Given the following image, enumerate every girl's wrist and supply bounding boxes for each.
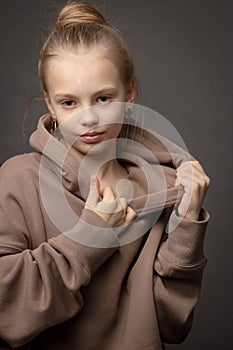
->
[176,205,201,222]
[183,211,200,221]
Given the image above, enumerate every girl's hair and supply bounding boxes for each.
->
[38,1,136,93]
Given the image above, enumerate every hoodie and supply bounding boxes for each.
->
[0,114,209,349]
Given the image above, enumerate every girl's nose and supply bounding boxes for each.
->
[79,108,99,127]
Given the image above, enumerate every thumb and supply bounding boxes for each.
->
[86,175,100,207]
[125,206,137,222]
[102,186,116,203]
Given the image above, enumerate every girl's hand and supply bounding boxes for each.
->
[175,160,210,221]
[85,176,137,228]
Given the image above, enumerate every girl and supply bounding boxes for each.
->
[0,2,210,349]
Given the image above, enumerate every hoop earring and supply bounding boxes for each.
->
[50,116,57,134]
[122,108,132,151]
[124,106,144,142]
[124,108,132,134]
[124,108,132,120]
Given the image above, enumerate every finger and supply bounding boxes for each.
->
[115,206,136,228]
[95,176,101,195]
[178,164,203,178]
[175,175,193,191]
[174,176,180,187]
[102,186,115,203]
[190,160,206,173]
[86,175,100,207]
[125,206,137,223]
[178,160,207,177]
[177,162,194,176]
[177,167,206,186]
[177,170,208,188]
[118,197,128,210]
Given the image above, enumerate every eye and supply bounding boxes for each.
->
[96,95,111,104]
[61,100,76,108]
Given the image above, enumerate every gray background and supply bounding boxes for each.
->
[0,0,232,349]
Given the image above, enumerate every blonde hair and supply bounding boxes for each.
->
[38,2,136,93]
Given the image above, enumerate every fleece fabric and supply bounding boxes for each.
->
[0,114,209,349]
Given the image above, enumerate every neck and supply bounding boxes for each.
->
[69,140,128,189]
[69,139,123,174]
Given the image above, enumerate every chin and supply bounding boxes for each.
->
[72,139,115,158]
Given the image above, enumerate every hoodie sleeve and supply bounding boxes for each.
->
[0,157,118,348]
[153,209,209,343]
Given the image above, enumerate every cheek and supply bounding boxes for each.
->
[53,108,74,127]
[100,102,125,125]
[57,114,81,145]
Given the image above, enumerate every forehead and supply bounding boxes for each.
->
[45,49,123,94]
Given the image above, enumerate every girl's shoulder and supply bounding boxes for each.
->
[0,152,41,187]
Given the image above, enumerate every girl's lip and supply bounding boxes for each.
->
[80,132,105,143]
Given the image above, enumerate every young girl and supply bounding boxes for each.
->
[0,2,210,349]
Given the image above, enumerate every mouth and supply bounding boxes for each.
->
[80,131,105,143]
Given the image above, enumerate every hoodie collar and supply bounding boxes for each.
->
[30,114,188,213]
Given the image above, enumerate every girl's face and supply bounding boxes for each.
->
[44,49,135,160]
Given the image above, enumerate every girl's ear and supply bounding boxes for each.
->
[126,80,136,103]
[44,91,55,116]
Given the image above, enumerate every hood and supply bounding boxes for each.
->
[30,114,192,218]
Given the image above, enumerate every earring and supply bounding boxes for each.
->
[124,108,132,120]
[121,108,132,151]
[50,115,57,134]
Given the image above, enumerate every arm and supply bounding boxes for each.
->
[154,209,209,343]
[154,157,210,343]
[0,204,117,348]
[0,160,135,348]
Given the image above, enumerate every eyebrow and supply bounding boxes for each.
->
[54,93,77,100]
[54,86,118,99]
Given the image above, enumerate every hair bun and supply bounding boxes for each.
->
[56,2,107,30]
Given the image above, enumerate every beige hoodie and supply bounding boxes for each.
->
[0,114,209,349]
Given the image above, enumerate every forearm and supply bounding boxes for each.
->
[154,209,209,343]
[0,209,117,347]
